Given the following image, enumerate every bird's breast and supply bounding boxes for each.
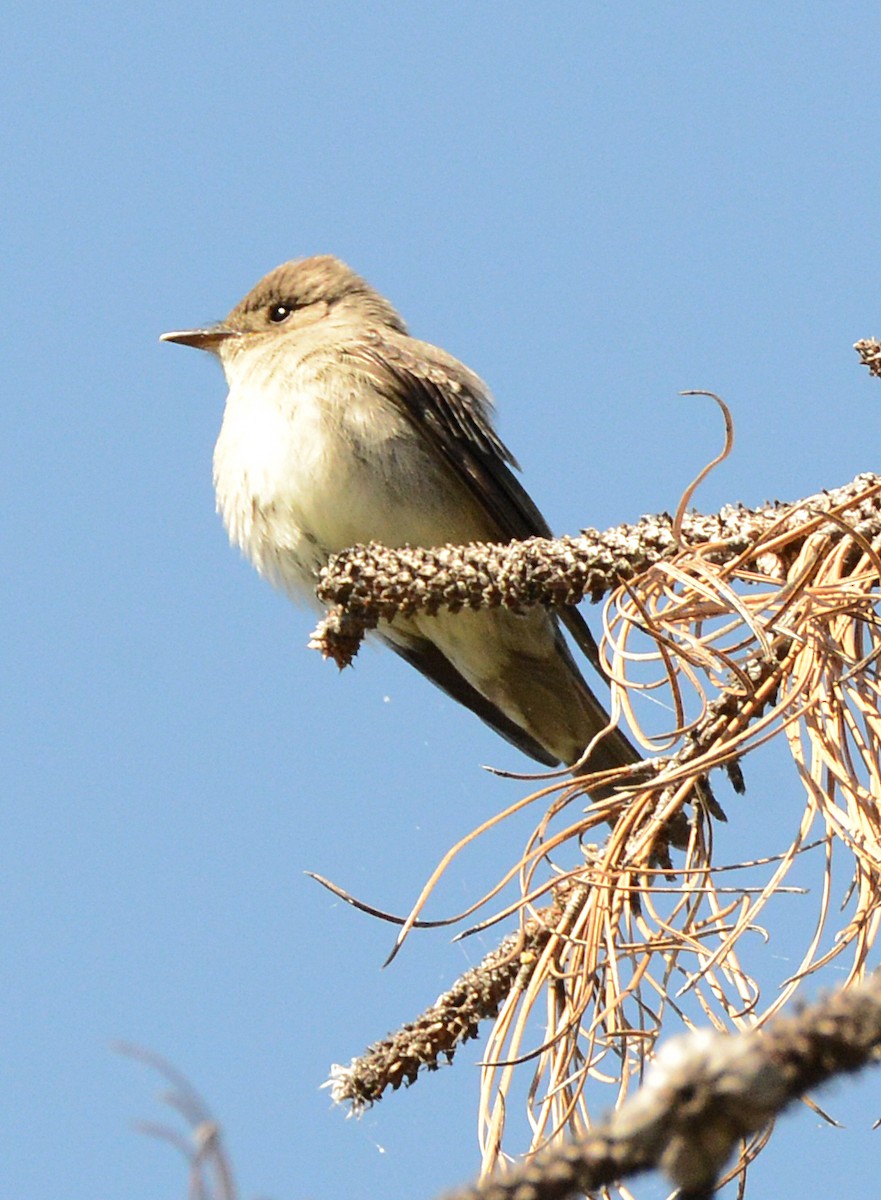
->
[212,360,489,605]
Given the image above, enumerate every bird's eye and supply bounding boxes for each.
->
[268,302,294,323]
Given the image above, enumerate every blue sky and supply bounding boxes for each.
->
[3,5,881,1198]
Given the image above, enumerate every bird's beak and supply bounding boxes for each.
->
[160,325,240,352]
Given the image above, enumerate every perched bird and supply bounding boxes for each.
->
[162,256,638,773]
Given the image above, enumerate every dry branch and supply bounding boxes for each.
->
[327,910,556,1109]
[439,971,881,1200]
[855,337,881,379]
[118,1044,238,1200]
[316,460,881,1187]
[311,472,881,664]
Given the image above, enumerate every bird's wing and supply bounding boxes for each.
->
[351,332,546,536]
[349,330,604,673]
[387,631,560,766]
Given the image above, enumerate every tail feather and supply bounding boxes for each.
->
[381,605,641,782]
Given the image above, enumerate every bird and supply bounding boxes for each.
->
[161,255,639,774]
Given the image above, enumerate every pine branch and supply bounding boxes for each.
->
[439,972,881,1200]
[311,472,881,665]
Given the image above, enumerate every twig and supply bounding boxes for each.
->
[326,912,556,1110]
[311,473,881,665]
[439,971,881,1200]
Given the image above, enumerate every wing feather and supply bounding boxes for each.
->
[350,331,604,673]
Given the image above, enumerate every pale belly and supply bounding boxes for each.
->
[212,373,492,604]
